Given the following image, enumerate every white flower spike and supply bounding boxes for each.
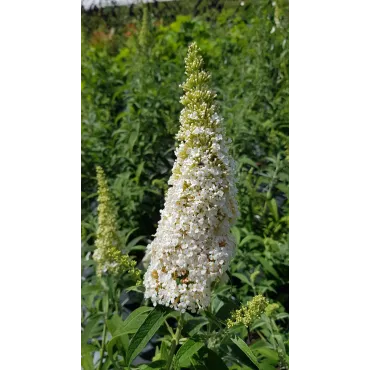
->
[144,43,239,313]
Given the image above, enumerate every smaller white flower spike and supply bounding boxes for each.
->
[144,43,239,313]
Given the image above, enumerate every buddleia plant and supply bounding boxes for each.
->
[144,43,239,313]
[93,166,141,283]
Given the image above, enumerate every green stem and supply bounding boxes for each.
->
[97,316,107,370]
[263,154,281,214]
[165,319,175,338]
[247,327,251,345]
[98,281,109,370]
[166,313,184,370]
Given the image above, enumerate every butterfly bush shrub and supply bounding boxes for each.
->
[81,2,289,369]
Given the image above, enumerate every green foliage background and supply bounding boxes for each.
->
[81,1,289,368]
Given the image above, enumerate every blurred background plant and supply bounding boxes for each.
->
[81,0,289,368]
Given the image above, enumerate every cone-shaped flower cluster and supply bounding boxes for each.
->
[93,166,141,283]
[226,295,269,328]
[144,43,239,313]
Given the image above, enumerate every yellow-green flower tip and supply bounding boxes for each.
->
[93,166,141,283]
[227,295,269,328]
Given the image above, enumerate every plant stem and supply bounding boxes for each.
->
[247,327,251,345]
[166,313,184,370]
[98,282,109,370]
[97,316,107,370]
[263,154,281,214]
[107,275,119,314]
[165,319,175,337]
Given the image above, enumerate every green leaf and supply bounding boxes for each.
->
[138,360,167,369]
[258,257,280,280]
[123,228,139,245]
[211,295,225,314]
[275,183,289,195]
[111,306,153,337]
[106,314,129,362]
[128,127,140,152]
[126,306,167,366]
[125,285,145,293]
[183,317,208,337]
[81,344,98,355]
[165,310,182,320]
[81,314,102,344]
[275,312,289,320]
[258,361,276,370]
[134,161,145,184]
[102,358,112,370]
[128,245,147,252]
[232,273,250,284]
[239,156,258,169]
[173,339,204,369]
[268,199,279,221]
[231,227,241,245]
[107,314,123,334]
[127,235,146,249]
[106,306,153,363]
[81,284,101,295]
[240,234,264,248]
[255,347,279,364]
[81,353,94,370]
[160,340,169,361]
[231,337,260,370]
[107,333,128,363]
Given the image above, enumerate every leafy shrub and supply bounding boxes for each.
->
[81,1,289,369]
